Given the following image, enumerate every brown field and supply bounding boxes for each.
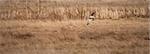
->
[0,18,149,54]
[0,0,149,20]
[0,0,149,54]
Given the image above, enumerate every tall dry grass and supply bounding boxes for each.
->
[0,0,149,20]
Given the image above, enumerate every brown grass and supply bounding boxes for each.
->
[0,0,149,54]
[0,18,149,54]
[0,0,149,20]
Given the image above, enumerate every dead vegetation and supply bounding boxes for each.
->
[0,0,149,20]
[0,0,149,54]
[3,6,149,20]
[0,19,149,54]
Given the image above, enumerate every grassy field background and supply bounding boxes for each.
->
[0,0,149,20]
[0,18,149,54]
[0,0,149,54]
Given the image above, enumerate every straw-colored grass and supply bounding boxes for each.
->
[0,0,149,54]
[0,18,149,54]
[0,0,149,20]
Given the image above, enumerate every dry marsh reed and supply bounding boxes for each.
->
[0,0,148,20]
[0,6,148,20]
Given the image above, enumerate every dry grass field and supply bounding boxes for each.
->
[0,18,149,54]
[0,0,149,54]
[0,0,149,20]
